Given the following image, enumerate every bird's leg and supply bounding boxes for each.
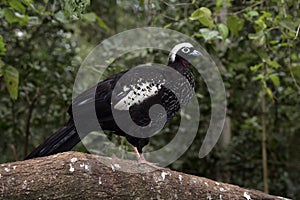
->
[132,146,142,160]
[131,146,162,170]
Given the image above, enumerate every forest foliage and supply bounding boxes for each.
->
[0,0,299,199]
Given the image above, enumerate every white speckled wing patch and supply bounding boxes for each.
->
[113,81,162,110]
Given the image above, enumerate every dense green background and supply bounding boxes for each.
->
[0,0,299,198]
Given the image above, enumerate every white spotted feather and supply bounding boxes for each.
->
[113,82,162,110]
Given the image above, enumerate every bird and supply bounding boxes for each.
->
[25,42,202,163]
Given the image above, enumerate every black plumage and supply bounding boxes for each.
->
[26,43,201,161]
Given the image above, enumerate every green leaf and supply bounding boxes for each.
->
[82,12,97,22]
[257,50,269,62]
[4,65,19,100]
[163,23,173,29]
[269,74,280,87]
[96,16,109,30]
[244,10,259,20]
[291,65,300,80]
[0,35,6,56]
[267,60,280,69]
[0,60,4,77]
[3,8,18,23]
[190,9,201,20]
[54,11,67,23]
[216,0,223,10]
[279,19,299,33]
[3,8,28,25]
[266,87,274,102]
[248,32,261,40]
[194,33,202,38]
[9,0,26,14]
[259,11,272,20]
[256,34,266,46]
[248,30,265,46]
[82,12,109,30]
[21,0,41,14]
[254,19,267,31]
[217,23,229,39]
[267,69,275,74]
[227,15,244,36]
[250,63,263,72]
[138,0,145,11]
[60,0,90,20]
[254,74,265,81]
[248,10,259,17]
[190,7,214,28]
[199,28,219,41]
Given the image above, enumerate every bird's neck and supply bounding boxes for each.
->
[167,58,195,88]
[168,58,190,72]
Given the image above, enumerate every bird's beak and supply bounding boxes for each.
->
[189,50,202,56]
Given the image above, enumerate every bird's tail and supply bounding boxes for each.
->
[25,118,80,160]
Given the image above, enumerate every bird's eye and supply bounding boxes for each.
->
[181,47,190,53]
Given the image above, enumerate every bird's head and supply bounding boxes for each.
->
[168,42,202,67]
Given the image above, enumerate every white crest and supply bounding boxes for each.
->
[169,42,194,62]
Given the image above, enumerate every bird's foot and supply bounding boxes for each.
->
[131,146,162,170]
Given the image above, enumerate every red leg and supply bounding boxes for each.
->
[132,146,141,160]
[131,145,162,170]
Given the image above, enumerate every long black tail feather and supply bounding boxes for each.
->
[25,118,80,160]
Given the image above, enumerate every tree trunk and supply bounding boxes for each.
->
[0,152,289,200]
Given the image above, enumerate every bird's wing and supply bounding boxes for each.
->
[112,81,163,110]
[71,65,192,114]
[111,67,169,111]
[70,70,128,117]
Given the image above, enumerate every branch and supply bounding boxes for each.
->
[23,87,40,159]
[0,152,290,200]
[295,24,300,40]
[9,144,18,161]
